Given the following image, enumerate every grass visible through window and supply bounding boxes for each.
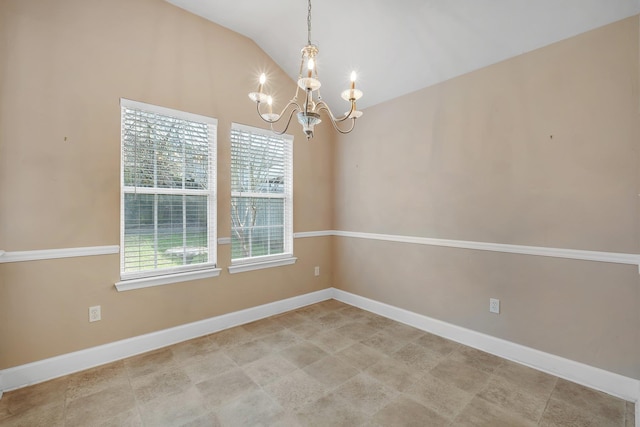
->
[123,231,208,271]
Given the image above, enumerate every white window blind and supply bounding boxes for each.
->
[230,123,293,263]
[120,99,217,280]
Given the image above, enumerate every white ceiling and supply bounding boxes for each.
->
[166,0,640,110]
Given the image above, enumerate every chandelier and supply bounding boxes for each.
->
[248,0,363,140]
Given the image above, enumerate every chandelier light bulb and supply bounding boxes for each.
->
[249,73,269,103]
[350,71,357,89]
[307,58,315,78]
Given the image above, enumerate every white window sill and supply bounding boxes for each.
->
[228,257,297,274]
[115,268,221,292]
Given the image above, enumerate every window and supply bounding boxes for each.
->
[118,99,219,289]
[229,123,295,273]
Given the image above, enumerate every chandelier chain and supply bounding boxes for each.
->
[307,0,312,45]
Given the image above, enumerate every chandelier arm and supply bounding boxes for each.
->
[316,100,356,123]
[328,115,357,135]
[269,107,300,135]
[317,105,357,134]
[255,100,301,135]
[256,100,302,124]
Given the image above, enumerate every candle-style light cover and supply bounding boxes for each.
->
[259,73,266,92]
[307,58,314,78]
[249,73,269,103]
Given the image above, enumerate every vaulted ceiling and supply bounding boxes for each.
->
[166,0,640,110]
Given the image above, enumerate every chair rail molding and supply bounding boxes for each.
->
[331,230,640,271]
[1,231,638,272]
[0,246,119,263]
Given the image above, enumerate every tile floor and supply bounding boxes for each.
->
[0,299,636,426]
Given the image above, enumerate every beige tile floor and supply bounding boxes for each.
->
[0,299,636,426]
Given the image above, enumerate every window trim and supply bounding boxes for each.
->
[229,123,294,271]
[115,267,222,292]
[227,257,297,274]
[231,252,295,266]
[119,98,218,286]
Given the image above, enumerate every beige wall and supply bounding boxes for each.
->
[333,16,640,379]
[1,0,638,382]
[0,0,334,368]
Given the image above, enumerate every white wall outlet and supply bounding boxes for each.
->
[314,266,320,276]
[489,298,500,314]
[89,305,101,322]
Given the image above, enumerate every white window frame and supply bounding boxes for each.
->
[228,123,296,274]
[116,99,220,291]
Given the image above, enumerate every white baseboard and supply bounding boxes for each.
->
[2,286,638,418]
[0,288,332,394]
[333,288,640,405]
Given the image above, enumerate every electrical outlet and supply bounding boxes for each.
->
[489,298,500,314]
[314,266,320,276]
[89,305,101,322]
